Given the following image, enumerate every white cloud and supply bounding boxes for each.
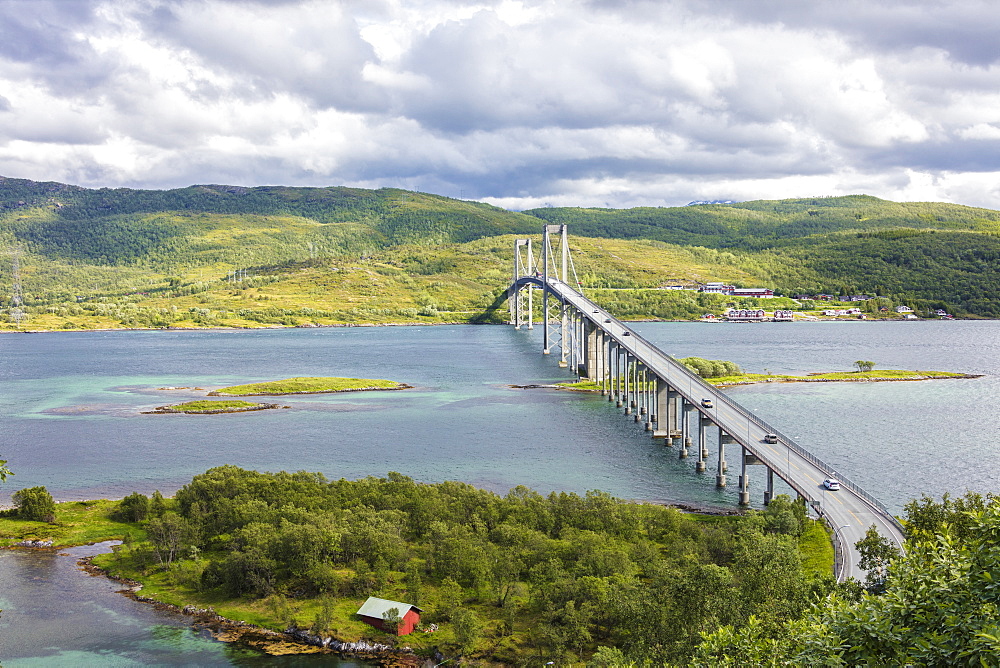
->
[0,0,999,210]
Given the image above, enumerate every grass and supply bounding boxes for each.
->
[0,499,143,547]
[803,369,967,380]
[90,553,458,652]
[557,369,968,392]
[155,400,267,412]
[210,376,405,396]
[800,519,836,579]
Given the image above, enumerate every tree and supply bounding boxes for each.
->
[117,492,150,522]
[856,524,901,594]
[12,486,56,522]
[150,490,166,517]
[451,607,483,653]
[381,607,402,635]
[404,559,423,606]
[695,493,1000,666]
[854,360,875,372]
[0,459,11,482]
[147,511,194,565]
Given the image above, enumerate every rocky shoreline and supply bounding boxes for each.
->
[78,556,426,665]
[142,403,289,414]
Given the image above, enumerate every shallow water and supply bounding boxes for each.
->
[0,542,361,666]
[1,320,997,664]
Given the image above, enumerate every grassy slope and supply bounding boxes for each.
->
[0,499,143,547]
[3,181,1000,328]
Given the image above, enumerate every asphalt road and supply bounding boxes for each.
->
[524,277,906,581]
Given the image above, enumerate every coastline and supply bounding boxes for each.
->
[519,371,981,393]
[0,315,971,335]
[75,553,422,664]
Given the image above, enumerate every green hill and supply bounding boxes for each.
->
[1,177,999,329]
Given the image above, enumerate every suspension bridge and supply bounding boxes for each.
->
[508,224,905,582]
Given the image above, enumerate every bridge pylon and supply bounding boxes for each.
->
[510,239,537,329]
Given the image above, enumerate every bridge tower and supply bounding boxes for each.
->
[510,239,536,329]
[510,225,576,362]
[541,224,569,361]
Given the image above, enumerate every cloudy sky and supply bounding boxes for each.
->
[2,0,1000,210]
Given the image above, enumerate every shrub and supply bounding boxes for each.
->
[13,486,56,522]
[117,492,150,522]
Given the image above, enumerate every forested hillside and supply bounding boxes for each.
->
[2,177,1000,328]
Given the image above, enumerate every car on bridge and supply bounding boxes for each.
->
[823,478,841,491]
[701,398,713,408]
[763,433,778,443]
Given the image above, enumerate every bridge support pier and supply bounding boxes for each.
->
[653,378,670,440]
[739,447,751,506]
[681,401,693,452]
[614,346,623,407]
[764,468,775,505]
[633,365,643,422]
[693,414,710,464]
[645,374,654,431]
[668,389,681,445]
[718,433,735,488]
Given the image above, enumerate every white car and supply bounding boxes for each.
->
[823,478,841,491]
[701,398,713,408]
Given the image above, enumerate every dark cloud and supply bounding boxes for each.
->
[860,137,1000,173]
[683,0,1000,66]
[0,0,116,94]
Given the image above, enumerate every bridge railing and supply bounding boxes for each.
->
[524,276,904,533]
[620,322,904,532]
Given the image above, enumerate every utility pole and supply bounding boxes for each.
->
[9,246,26,326]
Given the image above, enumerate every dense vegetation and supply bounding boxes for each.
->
[3,469,994,665]
[94,466,831,664]
[696,492,1000,666]
[678,356,741,378]
[2,178,999,328]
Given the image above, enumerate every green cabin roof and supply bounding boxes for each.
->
[356,596,422,619]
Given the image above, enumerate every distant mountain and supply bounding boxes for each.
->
[2,178,1000,325]
[686,199,738,206]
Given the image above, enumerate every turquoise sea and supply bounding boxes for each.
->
[1,320,996,664]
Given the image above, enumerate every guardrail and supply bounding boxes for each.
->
[541,278,904,534]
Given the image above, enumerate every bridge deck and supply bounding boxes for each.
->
[520,276,905,581]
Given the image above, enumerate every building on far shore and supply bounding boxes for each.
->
[725,308,766,322]
[700,283,774,298]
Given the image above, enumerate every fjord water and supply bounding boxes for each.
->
[2,321,995,509]
[0,320,996,664]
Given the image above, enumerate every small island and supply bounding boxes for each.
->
[207,376,410,396]
[710,368,977,386]
[552,357,978,392]
[145,400,287,414]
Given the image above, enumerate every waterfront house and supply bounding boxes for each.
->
[356,596,423,636]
